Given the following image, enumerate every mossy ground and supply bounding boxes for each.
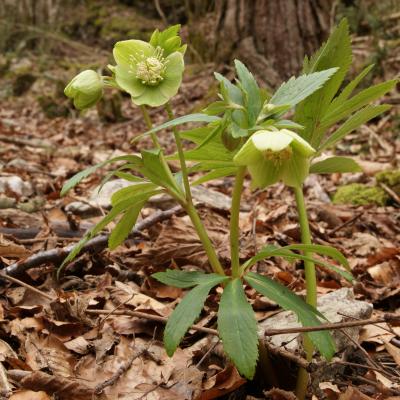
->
[333,183,389,206]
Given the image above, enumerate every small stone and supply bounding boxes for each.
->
[259,288,373,353]
[89,179,134,209]
[0,176,33,197]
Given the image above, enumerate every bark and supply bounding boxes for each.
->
[189,0,333,88]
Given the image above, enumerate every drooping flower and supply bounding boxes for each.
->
[64,70,103,110]
[113,39,184,107]
[233,129,316,188]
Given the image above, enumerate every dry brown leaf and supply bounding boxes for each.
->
[19,371,94,400]
[264,388,298,400]
[367,262,400,286]
[338,386,374,399]
[384,340,400,367]
[64,336,90,355]
[0,235,31,258]
[9,390,51,400]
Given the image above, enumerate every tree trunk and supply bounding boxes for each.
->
[188,0,333,88]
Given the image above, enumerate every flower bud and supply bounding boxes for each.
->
[64,70,103,110]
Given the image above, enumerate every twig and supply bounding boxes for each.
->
[0,273,53,301]
[3,205,183,276]
[94,340,154,394]
[329,212,363,236]
[379,182,400,205]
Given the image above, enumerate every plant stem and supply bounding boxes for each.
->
[140,105,160,148]
[164,102,225,276]
[293,185,316,400]
[230,166,246,277]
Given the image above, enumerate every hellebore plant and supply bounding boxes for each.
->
[61,20,396,398]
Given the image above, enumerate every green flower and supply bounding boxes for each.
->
[234,129,316,188]
[113,39,184,107]
[64,70,103,110]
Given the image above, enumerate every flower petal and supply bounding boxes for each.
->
[132,86,169,107]
[248,159,282,189]
[280,129,315,157]
[281,152,310,187]
[252,130,293,152]
[114,65,146,97]
[233,135,264,166]
[165,52,184,80]
[113,40,154,68]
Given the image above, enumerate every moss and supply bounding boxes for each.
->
[376,169,400,196]
[333,183,389,206]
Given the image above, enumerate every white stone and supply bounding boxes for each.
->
[0,176,33,197]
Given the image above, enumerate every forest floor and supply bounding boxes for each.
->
[0,41,399,399]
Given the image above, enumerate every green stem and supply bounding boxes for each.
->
[294,185,316,400]
[140,105,160,148]
[230,166,246,277]
[164,102,225,276]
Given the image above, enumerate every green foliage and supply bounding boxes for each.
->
[310,157,362,174]
[376,169,400,196]
[333,183,389,206]
[218,279,259,379]
[244,272,336,360]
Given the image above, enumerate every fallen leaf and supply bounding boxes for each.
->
[0,235,31,258]
[9,390,51,400]
[384,340,400,367]
[338,386,374,399]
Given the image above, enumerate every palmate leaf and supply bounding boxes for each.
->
[319,104,392,152]
[270,68,338,108]
[234,59,262,126]
[152,269,228,288]
[310,156,362,174]
[60,155,142,196]
[162,274,228,356]
[295,19,352,147]
[218,279,259,379]
[108,200,145,249]
[244,272,336,360]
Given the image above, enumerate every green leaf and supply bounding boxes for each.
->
[140,149,182,196]
[281,244,350,271]
[137,113,220,140]
[310,157,362,174]
[203,101,227,116]
[108,201,145,249]
[329,64,375,109]
[215,73,244,106]
[295,19,352,146]
[321,80,397,128]
[234,59,262,125]
[60,155,142,196]
[164,277,227,356]
[319,104,392,151]
[244,272,336,360]
[270,68,338,108]
[110,182,159,206]
[192,167,237,186]
[153,269,228,288]
[218,279,259,379]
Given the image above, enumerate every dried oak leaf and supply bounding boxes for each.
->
[9,390,51,400]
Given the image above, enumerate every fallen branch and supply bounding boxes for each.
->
[3,205,183,276]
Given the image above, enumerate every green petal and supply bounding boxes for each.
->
[113,40,154,68]
[233,136,264,166]
[248,159,282,188]
[165,52,185,80]
[252,130,293,152]
[132,86,169,107]
[280,129,315,157]
[281,152,310,187]
[114,65,146,97]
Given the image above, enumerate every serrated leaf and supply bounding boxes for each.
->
[234,59,262,125]
[164,277,227,356]
[110,182,159,206]
[245,272,336,360]
[319,104,392,151]
[321,80,397,128]
[295,19,352,147]
[218,279,258,379]
[108,201,145,249]
[329,64,375,110]
[310,157,361,174]
[153,269,228,288]
[270,68,338,108]
[60,155,142,196]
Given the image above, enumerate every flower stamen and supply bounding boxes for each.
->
[263,147,293,165]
